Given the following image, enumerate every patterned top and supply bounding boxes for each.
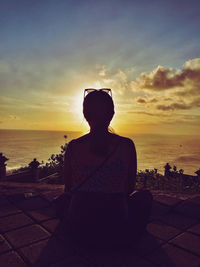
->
[63,133,137,194]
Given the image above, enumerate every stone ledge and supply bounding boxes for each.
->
[146,243,200,267]
[4,224,50,249]
[0,213,34,233]
[0,251,27,267]
[0,182,199,267]
[170,232,200,256]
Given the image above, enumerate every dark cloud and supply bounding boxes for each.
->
[136,97,158,104]
[134,58,200,93]
[136,97,146,104]
[132,59,200,112]
[156,103,191,111]
[175,86,200,97]
[128,111,155,116]
[164,97,172,101]
[175,156,200,164]
[191,98,200,107]
[156,97,200,111]
[128,111,171,117]
[138,66,183,90]
[148,98,158,103]
[9,115,19,120]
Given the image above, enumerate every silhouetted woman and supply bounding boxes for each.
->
[62,89,152,249]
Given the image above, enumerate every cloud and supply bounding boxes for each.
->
[136,97,158,104]
[96,66,130,95]
[156,97,200,111]
[175,87,200,97]
[128,111,157,116]
[130,58,200,114]
[156,103,191,111]
[9,114,20,120]
[184,58,200,70]
[0,58,76,98]
[98,65,106,76]
[132,58,200,93]
[148,98,158,103]
[136,97,146,104]
[175,156,200,164]
[164,97,172,101]
[118,70,127,81]
[191,98,200,107]
[0,114,21,125]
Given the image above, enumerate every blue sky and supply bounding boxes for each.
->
[0,0,200,133]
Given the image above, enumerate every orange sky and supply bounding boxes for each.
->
[1,1,200,135]
[1,59,200,136]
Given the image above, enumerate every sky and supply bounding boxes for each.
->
[0,0,200,135]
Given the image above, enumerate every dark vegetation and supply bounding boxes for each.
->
[136,168,200,193]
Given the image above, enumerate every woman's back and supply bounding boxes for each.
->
[64,133,137,194]
[64,132,137,247]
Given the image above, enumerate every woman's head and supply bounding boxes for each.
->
[83,90,114,131]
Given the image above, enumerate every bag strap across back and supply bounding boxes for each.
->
[70,137,121,193]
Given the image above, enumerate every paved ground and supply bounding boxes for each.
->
[0,182,200,267]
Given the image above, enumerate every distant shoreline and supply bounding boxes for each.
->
[0,128,83,134]
[0,128,200,137]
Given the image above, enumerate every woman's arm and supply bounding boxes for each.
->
[63,142,73,192]
[127,140,137,195]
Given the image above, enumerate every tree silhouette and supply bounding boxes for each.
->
[164,163,171,176]
[179,169,184,175]
[0,153,9,167]
[195,169,200,176]
[173,165,177,173]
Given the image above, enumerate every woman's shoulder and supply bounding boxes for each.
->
[115,134,135,146]
[68,133,90,146]
[68,133,135,147]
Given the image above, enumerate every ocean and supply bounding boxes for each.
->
[0,129,200,175]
